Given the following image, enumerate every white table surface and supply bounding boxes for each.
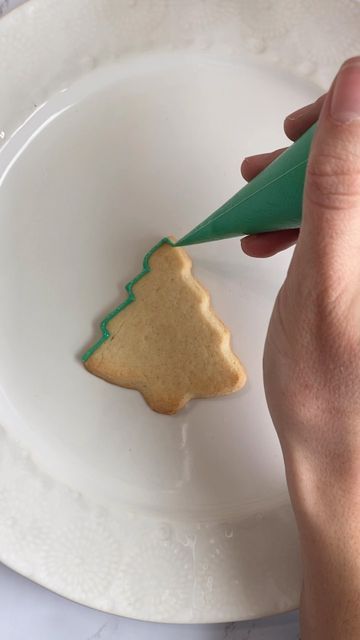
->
[0,562,299,639]
[0,0,300,637]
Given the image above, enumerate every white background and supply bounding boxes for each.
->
[0,0,299,637]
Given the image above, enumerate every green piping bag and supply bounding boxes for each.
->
[176,123,316,246]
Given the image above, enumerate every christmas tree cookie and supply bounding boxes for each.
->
[82,238,246,414]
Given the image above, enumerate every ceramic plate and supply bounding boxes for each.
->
[0,0,358,624]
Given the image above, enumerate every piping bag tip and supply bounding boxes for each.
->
[175,123,317,247]
[174,230,210,247]
[175,226,239,247]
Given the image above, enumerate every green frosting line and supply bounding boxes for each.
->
[82,236,174,362]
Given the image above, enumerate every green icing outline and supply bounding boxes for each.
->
[82,236,174,362]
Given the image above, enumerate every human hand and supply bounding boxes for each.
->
[242,58,360,639]
[241,94,326,258]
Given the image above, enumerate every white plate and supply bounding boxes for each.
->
[0,0,358,624]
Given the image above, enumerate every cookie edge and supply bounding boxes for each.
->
[82,236,175,363]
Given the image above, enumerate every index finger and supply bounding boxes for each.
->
[284,94,326,141]
[241,95,326,182]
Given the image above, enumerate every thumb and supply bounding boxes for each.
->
[296,58,360,278]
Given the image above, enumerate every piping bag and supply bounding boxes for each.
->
[176,123,316,247]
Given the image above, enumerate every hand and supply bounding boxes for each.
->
[242,58,360,639]
[240,93,326,258]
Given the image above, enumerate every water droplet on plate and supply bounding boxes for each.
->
[247,37,266,54]
[268,51,280,63]
[158,523,171,541]
[80,55,96,71]
[296,60,316,76]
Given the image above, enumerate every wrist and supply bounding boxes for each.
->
[282,442,360,525]
[284,446,360,639]
[282,444,360,582]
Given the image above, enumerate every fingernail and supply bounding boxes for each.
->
[330,58,360,124]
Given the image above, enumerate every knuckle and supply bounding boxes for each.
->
[310,262,350,315]
[306,152,360,210]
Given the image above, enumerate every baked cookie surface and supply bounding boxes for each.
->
[83,238,246,414]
